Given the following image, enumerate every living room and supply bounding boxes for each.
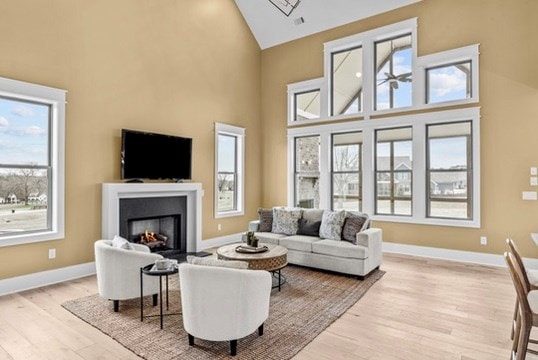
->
[0,0,536,359]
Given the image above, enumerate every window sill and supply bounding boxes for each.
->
[371,214,480,228]
[0,229,64,248]
[215,210,244,219]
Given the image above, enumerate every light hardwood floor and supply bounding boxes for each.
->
[0,253,522,359]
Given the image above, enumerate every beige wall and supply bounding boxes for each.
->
[261,0,538,257]
[0,0,262,279]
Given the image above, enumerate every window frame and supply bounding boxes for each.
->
[214,122,245,218]
[0,76,66,247]
[287,107,480,228]
[293,135,321,208]
[287,78,326,126]
[331,132,363,211]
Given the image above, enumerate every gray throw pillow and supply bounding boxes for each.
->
[342,215,368,244]
[186,255,249,269]
[272,208,302,235]
[319,210,346,240]
[296,218,321,237]
[257,208,273,232]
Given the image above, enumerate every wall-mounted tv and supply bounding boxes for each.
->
[121,129,192,181]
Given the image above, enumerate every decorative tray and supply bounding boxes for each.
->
[235,245,269,254]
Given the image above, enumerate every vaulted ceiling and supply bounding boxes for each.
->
[234,0,421,49]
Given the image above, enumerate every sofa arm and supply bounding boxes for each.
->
[355,228,382,249]
[248,220,260,232]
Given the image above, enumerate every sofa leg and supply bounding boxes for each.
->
[258,323,264,336]
[357,275,365,280]
[188,334,194,346]
[113,300,119,312]
[152,293,158,306]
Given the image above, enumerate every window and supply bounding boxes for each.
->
[0,77,65,247]
[427,122,472,219]
[215,123,244,217]
[294,135,320,208]
[332,132,362,210]
[375,34,413,111]
[295,89,321,121]
[331,46,363,116]
[426,61,471,104]
[375,127,413,215]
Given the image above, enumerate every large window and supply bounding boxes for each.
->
[294,135,320,208]
[427,122,472,219]
[215,123,244,218]
[375,34,413,110]
[332,132,362,211]
[0,77,65,246]
[375,127,413,216]
[331,46,363,116]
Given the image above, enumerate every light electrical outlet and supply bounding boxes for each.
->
[217,224,222,231]
[48,248,56,259]
[480,236,487,246]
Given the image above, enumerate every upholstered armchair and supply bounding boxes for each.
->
[94,239,163,312]
[178,262,272,356]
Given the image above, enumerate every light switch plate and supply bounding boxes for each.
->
[531,177,538,186]
[531,167,538,176]
[523,191,538,200]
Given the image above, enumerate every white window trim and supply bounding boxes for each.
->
[415,44,480,109]
[214,122,245,218]
[0,77,66,247]
[324,18,418,119]
[287,107,481,228]
[287,77,327,126]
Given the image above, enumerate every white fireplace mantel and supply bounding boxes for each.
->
[102,183,204,252]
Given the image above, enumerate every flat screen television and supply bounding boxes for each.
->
[121,129,192,181]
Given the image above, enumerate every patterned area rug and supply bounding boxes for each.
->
[62,266,384,360]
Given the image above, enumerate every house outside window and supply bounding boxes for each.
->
[375,127,413,216]
[215,123,244,218]
[0,77,65,247]
[294,135,320,208]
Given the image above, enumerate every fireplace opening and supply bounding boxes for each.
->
[127,215,180,252]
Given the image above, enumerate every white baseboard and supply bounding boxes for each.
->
[198,232,243,251]
[383,242,538,270]
[0,262,96,297]
[2,238,535,297]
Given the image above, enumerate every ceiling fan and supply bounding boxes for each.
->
[377,72,412,89]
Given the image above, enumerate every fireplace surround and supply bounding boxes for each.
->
[102,183,203,254]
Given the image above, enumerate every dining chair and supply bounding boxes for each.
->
[505,251,538,359]
[507,239,538,341]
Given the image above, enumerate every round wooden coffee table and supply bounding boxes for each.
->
[216,243,288,290]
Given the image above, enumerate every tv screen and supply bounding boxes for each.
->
[121,129,192,181]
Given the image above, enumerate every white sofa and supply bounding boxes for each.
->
[94,239,163,312]
[178,262,272,356]
[248,208,382,279]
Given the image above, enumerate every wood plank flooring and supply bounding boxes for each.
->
[0,253,525,359]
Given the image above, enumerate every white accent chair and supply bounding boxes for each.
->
[178,263,272,356]
[94,239,163,312]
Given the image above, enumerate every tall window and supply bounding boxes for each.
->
[427,122,472,219]
[375,127,412,215]
[331,46,363,116]
[332,132,362,211]
[375,34,413,110]
[0,77,65,246]
[215,123,244,217]
[295,136,320,208]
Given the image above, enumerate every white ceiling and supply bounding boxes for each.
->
[234,0,421,49]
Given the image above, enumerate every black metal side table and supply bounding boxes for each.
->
[140,263,179,329]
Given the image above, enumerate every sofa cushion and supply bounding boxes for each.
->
[254,232,287,245]
[257,208,273,232]
[319,210,346,240]
[301,209,324,223]
[342,213,369,244]
[272,208,302,235]
[279,235,318,252]
[312,239,368,259]
[296,218,321,237]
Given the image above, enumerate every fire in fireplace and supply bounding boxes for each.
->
[136,230,169,250]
